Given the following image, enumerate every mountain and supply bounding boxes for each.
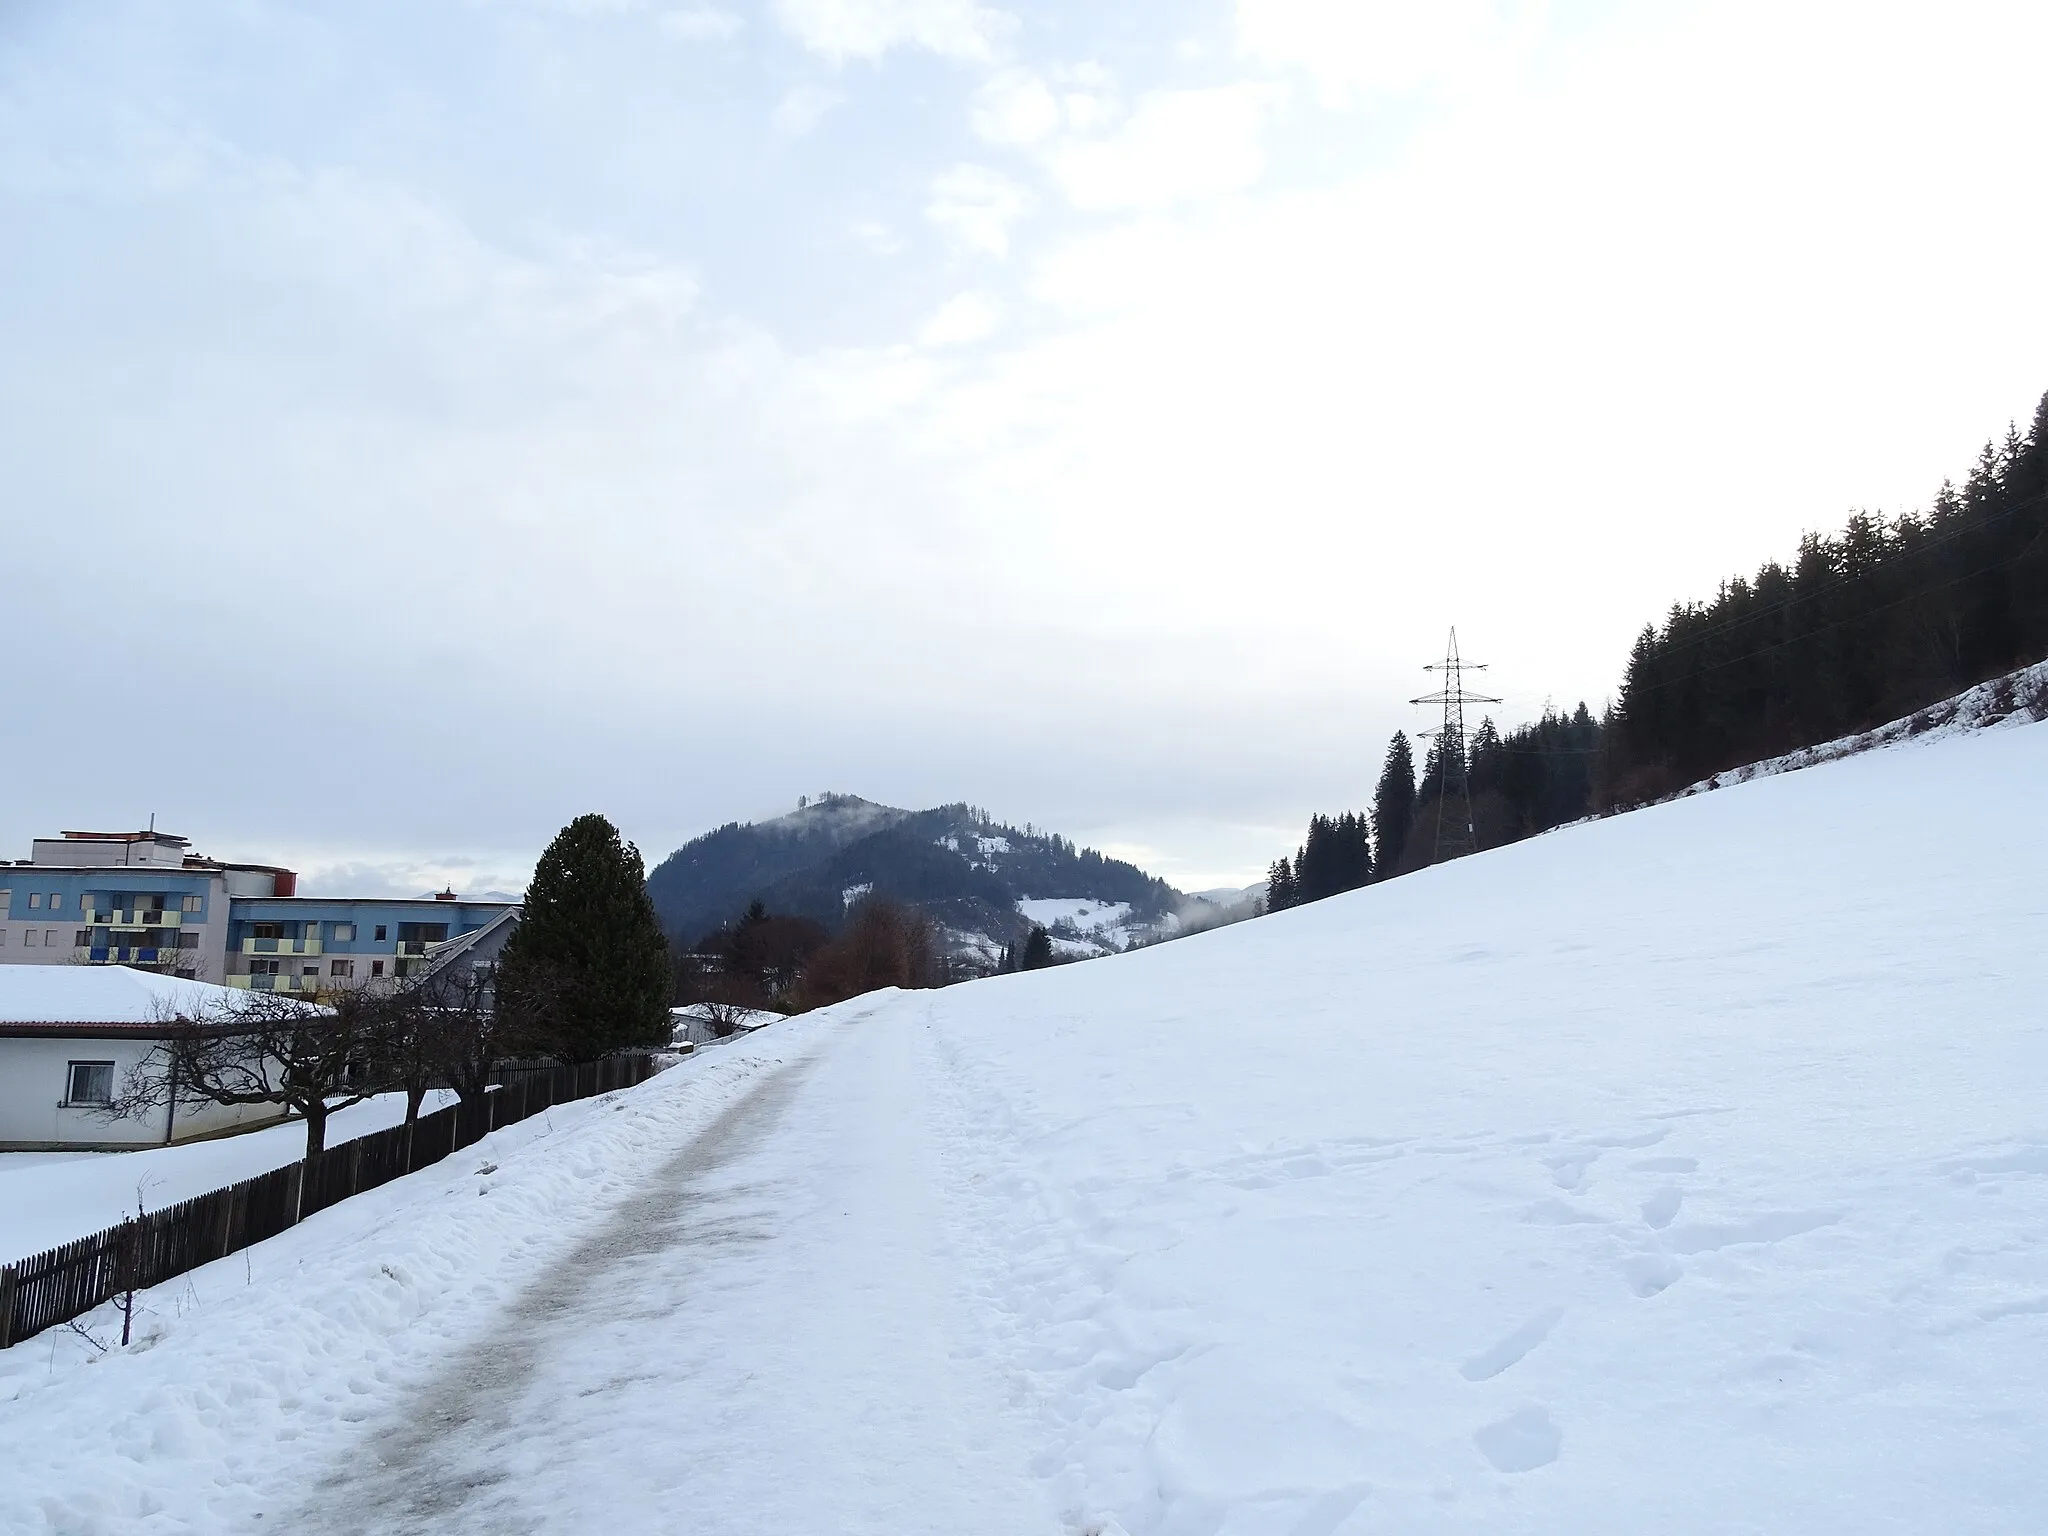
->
[645,795,1182,963]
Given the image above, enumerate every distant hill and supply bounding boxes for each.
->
[645,795,1183,963]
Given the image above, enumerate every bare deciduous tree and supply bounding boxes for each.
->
[106,990,388,1158]
[788,898,940,1010]
[393,962,511,1107]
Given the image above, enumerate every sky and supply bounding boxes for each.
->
[3,0,2046,895]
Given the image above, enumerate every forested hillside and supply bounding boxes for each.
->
[646,795,1176,955]
[1610,390,2048,798]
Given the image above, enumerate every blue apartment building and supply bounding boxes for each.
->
[223,896,517,992]
[1,830,516,992]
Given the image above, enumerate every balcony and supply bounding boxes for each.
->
[241,936,322,957]
[87,946,169,965]
[227,973,320,993]
[83,909,184,930]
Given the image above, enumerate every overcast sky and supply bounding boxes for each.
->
[4,0,2046,895]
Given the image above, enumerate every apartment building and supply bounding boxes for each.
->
[1,830,516,992]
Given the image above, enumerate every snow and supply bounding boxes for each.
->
[1016,897,1144,957]
[9,715,2048,1534]
[0,967,271,1025]
[0,1091,458,1261]
[1016,897,1132,935]
[841,881,874,908]
[670,1002,784,1045]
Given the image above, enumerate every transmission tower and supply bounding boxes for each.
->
[1410,627,1500,864]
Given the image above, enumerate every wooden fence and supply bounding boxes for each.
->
[0,1053,664,1349]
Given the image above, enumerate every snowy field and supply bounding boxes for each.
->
[6,713,2048,1533]
[1015,898,1133,935]
[0,1091,457,1262]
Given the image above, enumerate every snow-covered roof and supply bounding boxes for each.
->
[0,966,260,1033]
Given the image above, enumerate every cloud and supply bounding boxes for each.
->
[660,4,742,40]
[851,219,905,255]
[771,0,1015,61]
[971,69,1063,146]
[292,858,531,901]
[772,82,846,136]
[1047,83,1276,212]
[917,291,1002,347]
[1236,0,1516,98]
[925,163,1031,255]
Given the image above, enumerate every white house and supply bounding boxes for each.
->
[0,967,290,1150]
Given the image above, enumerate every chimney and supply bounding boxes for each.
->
[435,887,457,901]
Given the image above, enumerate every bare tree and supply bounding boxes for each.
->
[789,898,940,1010]
[106,990,390,1158]
[694,995,769,1040]
[399,961,510,1106]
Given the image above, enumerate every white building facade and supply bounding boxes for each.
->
[0,968,289,1151]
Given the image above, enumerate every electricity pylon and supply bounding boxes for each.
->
[1410,627,1500,864]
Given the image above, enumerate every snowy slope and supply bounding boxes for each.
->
[8,715,2048,1534]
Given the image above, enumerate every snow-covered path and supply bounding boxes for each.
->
[283,1005,1050,1536]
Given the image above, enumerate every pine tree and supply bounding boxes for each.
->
[1265,856,1298,912]
[1021,925,1055,970]
[1372,731,1415,878]
[498,813,672,1061]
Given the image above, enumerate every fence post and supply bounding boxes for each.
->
[0,1265,16,1350]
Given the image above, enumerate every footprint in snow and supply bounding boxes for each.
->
[1543,1149,1600,1191]
[1640,1187,1683,1229]
[1460,1307,1564,1382]
[1474,1406,1561,1473]
[1622,1252,1683,1297]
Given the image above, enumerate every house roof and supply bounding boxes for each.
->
[0,966,272,1037]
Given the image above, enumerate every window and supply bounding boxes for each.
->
[334,923,355,942]
[74,930,90,947]
[176,932,199,949]
[249,959,281,975]
[301,964,319,977]
[370,959,385,978]
[46,929,58,946]
[253,923,278,940]
[21,929,35,947]
[48,893,62,909]
[29,893,42,909]
[373,924,387,942]
[0,928,8,946]
[329,959,354,978]
[182,894,203,914]
[65,1062,115,1106]
[302,922,321,941]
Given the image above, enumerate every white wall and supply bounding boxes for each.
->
[0,1037,285,1150]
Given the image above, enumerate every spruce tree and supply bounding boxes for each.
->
[499,813,672,1061]
[1266,856,1298,912]
[1372,732,1416,879]
[1021,925,1055,970]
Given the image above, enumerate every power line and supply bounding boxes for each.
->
[1411,628,1500,864]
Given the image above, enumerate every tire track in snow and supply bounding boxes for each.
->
[277,1048,821,1536]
